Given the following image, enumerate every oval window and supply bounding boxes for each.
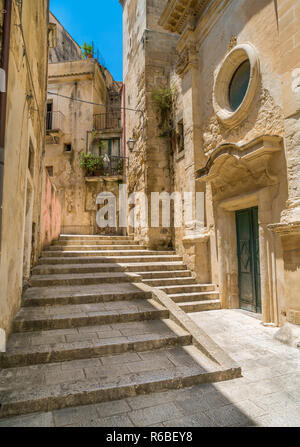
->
[229,60,251,111]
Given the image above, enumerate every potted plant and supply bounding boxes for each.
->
[81,43,94,59]
[80,153,103,176]
[94,155,104,176]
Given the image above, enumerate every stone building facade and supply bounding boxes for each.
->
[45,13,124,235]
[120,0,300,328]
[0,0,52,336]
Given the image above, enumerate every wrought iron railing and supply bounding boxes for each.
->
[46,111,65,132]
[93,112,122,131]
[83,155,128,177]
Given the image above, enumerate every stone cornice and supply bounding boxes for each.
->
[196,135,283,182]
[159,0,211,34]
[161,0,230,78]
[268,222,300,236]
[175,34,199,77]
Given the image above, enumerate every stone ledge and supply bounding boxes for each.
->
[268,221,300,235]
[135,282,242,377]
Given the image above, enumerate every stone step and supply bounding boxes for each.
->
[59,235,133,241]
[32,262,187,276]
[23,283,152,307]
[54,240,137,246]
[143,277,196,287]
[38,255,183,265]
[178,299,222,313]
[0,345,233,419]
[1,319,191,368]
[29,272,142,288]
[138,270,192,280]
[41,250,176,258]
[13,299,169,332]
[169,291,220,303]
[160,284,217,295]
[47,245,145,252]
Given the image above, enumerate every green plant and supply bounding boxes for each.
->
[117,158,124,175]
[152,88,176,138]
[98,140,106,155]
[81,42,94,59]
[80,153,104,176]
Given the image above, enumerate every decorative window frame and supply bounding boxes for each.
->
[213,43,260,127]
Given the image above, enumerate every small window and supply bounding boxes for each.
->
[28,140,35,176]
[229,60,251,111]
[176,120,185,153]
[64,144,72,152]
[46,166,53,177]
[46,102,53,130]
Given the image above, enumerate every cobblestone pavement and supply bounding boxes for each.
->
[1,309,299,427]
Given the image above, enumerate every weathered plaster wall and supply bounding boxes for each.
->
[41,169,62,248]
[123,0,179,248]
[46,29,123,235]
[49,12,82,63]
[0,0,49,336]
[46,61,105,234]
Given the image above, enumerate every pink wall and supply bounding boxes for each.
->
[41,169,62,248]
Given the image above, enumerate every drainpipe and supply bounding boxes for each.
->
[122,82,126,164]
[122,82,127,236]
[0,0,12,250]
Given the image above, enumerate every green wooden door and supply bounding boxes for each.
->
[236,207,261,313]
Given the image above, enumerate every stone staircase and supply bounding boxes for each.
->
[36,234,221,313]
[0,234,232,421]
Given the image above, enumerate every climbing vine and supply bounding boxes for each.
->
[152,88,177,138]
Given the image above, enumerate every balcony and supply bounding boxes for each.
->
[93,112,122,131]
[82,154,128,178]
[46,111,65,143]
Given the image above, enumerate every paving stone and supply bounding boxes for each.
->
[126,391,176,410]
[45,369,85,385]
[254,407,300,427]
[0,412,54,427]
[205,403,256,427]
[100,351,142,365]
[53,404,99,427]
[96,400,131,418]
[65,414,135,427]
[163,413,216,427]
[176,391,229,414]
[250,391,300,413]
[128,403,183,426]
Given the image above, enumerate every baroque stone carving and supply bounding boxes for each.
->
[213,43,261,127]
[203,89,284,156]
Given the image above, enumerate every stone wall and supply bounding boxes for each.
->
[45,17,123,236]
[122,0,300,326]
[167,0,289,325]
[41,169,62,248]
[123,0,179,248]
[269,0,300,326]
[49,12,82,63]
[0,0,49,336]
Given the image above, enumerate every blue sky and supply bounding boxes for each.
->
[50,0,123,81]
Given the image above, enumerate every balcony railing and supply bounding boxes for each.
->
[46,111,65,132]
[83,155,128,178]
[94,112,122,131]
